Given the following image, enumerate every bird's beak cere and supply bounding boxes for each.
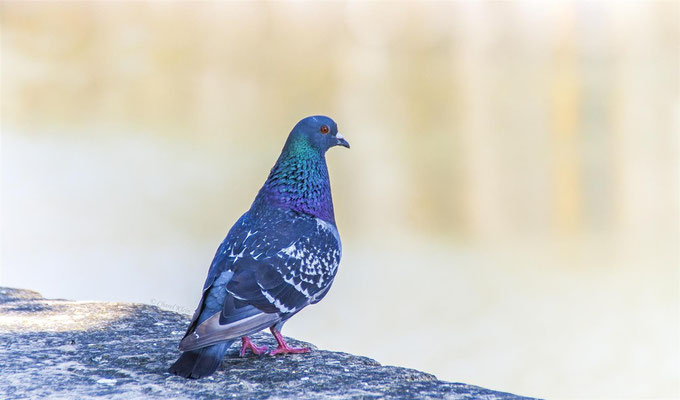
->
[335,132,350,149]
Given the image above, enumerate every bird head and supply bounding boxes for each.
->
[285,115,350,154]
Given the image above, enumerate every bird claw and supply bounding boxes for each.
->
[240,336,268,357]
[269,326,310,356]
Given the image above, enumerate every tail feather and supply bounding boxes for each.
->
[169,341,233,379]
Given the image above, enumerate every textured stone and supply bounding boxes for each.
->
[0,287,539,400]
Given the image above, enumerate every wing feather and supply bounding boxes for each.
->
[179,311,280,351]
[179,211,341,351]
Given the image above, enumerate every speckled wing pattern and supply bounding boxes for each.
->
[225,208,341,315]
[179,208,341,351]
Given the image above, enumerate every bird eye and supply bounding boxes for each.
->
[320,125,330,134]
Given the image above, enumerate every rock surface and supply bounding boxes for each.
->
[0,287,538,400]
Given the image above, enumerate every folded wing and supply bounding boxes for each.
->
[180,214,341,351]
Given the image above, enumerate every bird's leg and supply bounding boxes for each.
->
[269,327,310,355]
[240,336,268,357]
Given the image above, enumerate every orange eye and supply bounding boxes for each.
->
[320,125,330,134]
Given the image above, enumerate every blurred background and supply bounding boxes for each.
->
[1,2,678,399]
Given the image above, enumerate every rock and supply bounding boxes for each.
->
[0,287,539,399]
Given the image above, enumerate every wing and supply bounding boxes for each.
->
[179,210,341,351]
[226,216,341,316]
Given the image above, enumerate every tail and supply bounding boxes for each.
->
[168,341,233,379]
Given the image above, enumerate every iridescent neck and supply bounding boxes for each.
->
[254,149,335,224]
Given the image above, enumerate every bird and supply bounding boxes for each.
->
[169,115,349,379]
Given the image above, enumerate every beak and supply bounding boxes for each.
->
[335,132,350,148]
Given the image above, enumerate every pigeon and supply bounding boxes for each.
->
[169,115,349,379]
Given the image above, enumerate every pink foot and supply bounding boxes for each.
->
[240,336,268,357]
[269,327,310,356]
